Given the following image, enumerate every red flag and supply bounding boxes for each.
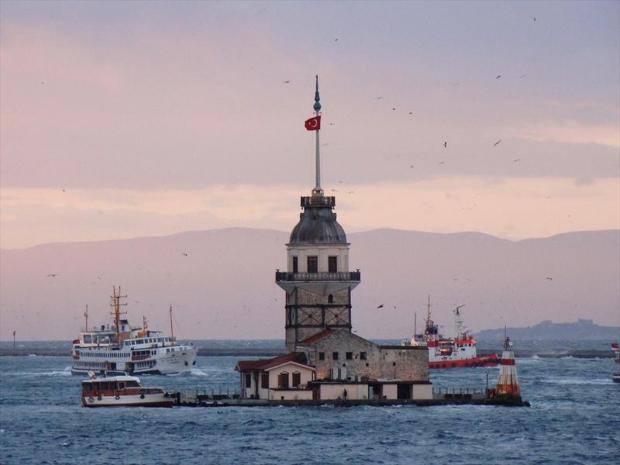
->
[304,115,321,131]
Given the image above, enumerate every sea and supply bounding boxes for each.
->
[0,340,618,465]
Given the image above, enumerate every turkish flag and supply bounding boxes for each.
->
[304,115,321,131]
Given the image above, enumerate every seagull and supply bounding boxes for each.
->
[496,75,502,79]
[443,141,448,148]
[410,164,414,168]
[61,188,66,192]
[438,161,445,165]
[334,38,339,42]
[377,304,384,309]
[493,139,502,147]
[408,111,413,115]
[513,158,521,163]
[283,80,291,84]
[182,252,188,256]
[533,17,537,22]
[376,96,383,100]
[392,107,396,111]
[545,277,553,281]
[47,273,58,278]
[329,122,335,126]
[519,74,527,79]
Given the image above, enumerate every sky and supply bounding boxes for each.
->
[0,0,619,249]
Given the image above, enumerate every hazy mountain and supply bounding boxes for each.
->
[476,319,620,341]
[1,228,618,341]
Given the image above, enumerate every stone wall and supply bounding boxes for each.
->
[297,330,428,382]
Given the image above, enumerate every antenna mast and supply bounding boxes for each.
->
[312,75,323,196]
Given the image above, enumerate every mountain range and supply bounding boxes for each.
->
[1,228,618,340]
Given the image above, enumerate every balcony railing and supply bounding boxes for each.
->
[275,271,361,282]
[300,196,335,208]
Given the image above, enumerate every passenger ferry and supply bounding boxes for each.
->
[81,373,173,408]
[72,287,197,375]
[409,297,499,369]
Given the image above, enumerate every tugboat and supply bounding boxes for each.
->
[81,372,173,408]
[409,296,499,369]
[612,342,620,383]
[72,287,197,375]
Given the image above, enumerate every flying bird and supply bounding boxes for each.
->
[513,158,521,163]
[392,107,396,111]
[443,141,448,148]
[493,139,502,147]
[376,96,383,100]
[334,38,339,42]
[47,274,58,278]
[283,80,291,84]
[519,74,527,79]
[408,111,413,115]
[438,161,445,165]
[182,252,188,256]
[533,17,537,22]
[377,304,384,309]
[545,277,553,281]
[496,75,502,79]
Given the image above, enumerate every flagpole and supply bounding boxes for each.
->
[313,75,322,195]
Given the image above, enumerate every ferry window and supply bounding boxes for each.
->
[245,374,251,388]
[100,382,109,390]
[332,352,339,360]
[307,256,318,273]
[318,352,325,361]
[346,352,353,360]
[127,381,139,387]
[261,372,269,389]
[328,256,337,273]
[360,352,367,360]
[292,372,301,387]
[292,256,298,273]
[84,335,92,344]
[119,383,125,389]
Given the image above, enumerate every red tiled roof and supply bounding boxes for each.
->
[297,329,333,345]
[235,352,307,372]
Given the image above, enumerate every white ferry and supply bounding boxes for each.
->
[72,287,197,375]
[81,373,173,408]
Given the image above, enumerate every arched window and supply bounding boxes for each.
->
[328,294,334,303]
[277,372,289,388]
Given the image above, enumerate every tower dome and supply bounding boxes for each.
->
[289,196,347,245]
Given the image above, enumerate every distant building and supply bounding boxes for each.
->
[236,77,431,402]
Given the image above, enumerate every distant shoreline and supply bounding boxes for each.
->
[0,347,614,359]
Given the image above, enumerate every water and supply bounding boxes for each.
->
[1,344,618,465]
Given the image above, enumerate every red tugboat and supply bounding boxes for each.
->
[410,297,499,369]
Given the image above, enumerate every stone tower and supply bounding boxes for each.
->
[276,77,361,352]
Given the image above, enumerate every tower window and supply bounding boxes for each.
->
[346,352,353,360]
[319,352,325,361]
[332,352,339,360]
[328,256,338,273]
[360,352,367,360]
[292,256,298,273]
[328,294,334,303]
[307,256,318,273]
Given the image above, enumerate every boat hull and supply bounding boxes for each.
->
[72,348,197,376]
[81,393,173,408]
[429,354,500,369]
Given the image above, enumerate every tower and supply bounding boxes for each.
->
[276,77,361,352]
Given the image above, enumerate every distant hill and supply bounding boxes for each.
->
[1,228,618,340]
[477,319,620,341]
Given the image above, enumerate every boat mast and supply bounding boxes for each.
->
[110,286,127,345]
[84,304,89,332]
[169,305,174,340]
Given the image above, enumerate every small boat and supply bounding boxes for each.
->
[408,297,499,369]
[81,373,173,408]
[612,342,620,383]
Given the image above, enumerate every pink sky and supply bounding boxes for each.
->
[1,1,619,249]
